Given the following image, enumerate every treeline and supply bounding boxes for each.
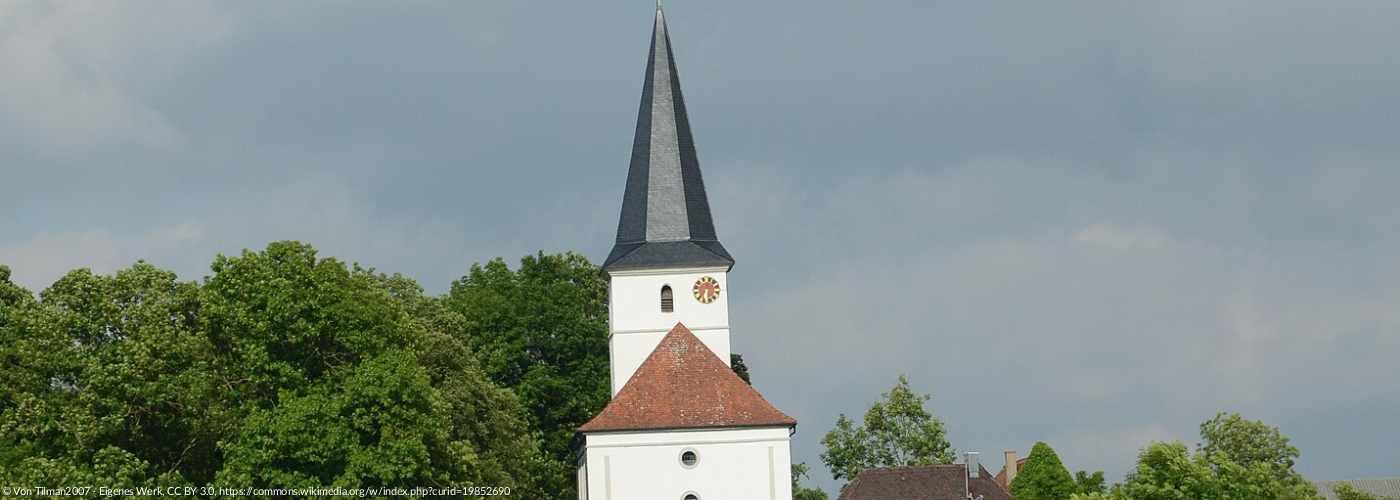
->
[812,376,1376,500]
[0,242,611,499]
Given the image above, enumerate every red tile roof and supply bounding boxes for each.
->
[994,457,1027,488]
[578,323,796,432]
[837,465,1013,500]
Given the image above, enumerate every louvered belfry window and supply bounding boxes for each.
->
[661,286,674,313]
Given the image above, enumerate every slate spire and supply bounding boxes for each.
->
[603,6,734,272]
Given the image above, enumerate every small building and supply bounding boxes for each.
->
[837,463,1013,500]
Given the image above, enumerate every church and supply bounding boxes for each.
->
[573,6,797,500]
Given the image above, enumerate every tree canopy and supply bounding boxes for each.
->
[792,462,830,500]
[731,353,752,385]
[1197,412,1305,486]
[1073,413,1321,500]
[1010,442,1077,500]
[1334,484,1399,500]
[1074,470,1107,496]
[0,243,550,497]
[819,374,954,482]
[445,252,611,499]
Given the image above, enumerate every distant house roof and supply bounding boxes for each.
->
[994,457,1027,489]
[578,323,795,433]
[837,465,1013,500]
[1314,478,1400,500]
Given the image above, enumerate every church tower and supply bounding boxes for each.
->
[601,3,735,397]
[577,7,795,500]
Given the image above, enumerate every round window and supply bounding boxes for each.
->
[679,449,699,468]
[683,494,699,500]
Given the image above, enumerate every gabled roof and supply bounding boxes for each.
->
[603,6,733,273]
[578,323,794,433]
[994,457,1027,488]
[1313,478,1400,500]
[837,465,1013,500]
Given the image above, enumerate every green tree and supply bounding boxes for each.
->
[446,252,611,498]
[793,462,830,500]
[204,242,536,491]
[1109,440,1319,500]
[1083,413,1322,500]
[1010,442,1077,500]
[1198,412,1307,487]
[1,263,209,487]
[1074,470,1107,496]
[218,350,469,487]
[1111,441,1213,500]
[732,353,752,385]
[0,264,38,418]
[0,265,33,314]
[819,374,954,482]
[1198,412,1318,500]
[391,277,545,491]
[1334,484,1398,500]
[1,243,545,495]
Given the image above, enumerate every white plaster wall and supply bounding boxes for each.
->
[607,267,731,395]
[582,427,793,500]
[608,267,730,333]
[578,462,589,500]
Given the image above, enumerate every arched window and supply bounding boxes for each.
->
[661,286,674,313]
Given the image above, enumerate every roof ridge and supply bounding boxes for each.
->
[579,323,794,432]
[865,464,966,471]
[1316,477,1400,482]
[838,464,1013,500]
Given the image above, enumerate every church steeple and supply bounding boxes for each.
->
[603,5,733,273]
[578,10,794,500]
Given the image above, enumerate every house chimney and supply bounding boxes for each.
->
[964,452,981,500]
[1004,450,1018,487]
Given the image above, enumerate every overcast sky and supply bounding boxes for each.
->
[3,0,1398,493]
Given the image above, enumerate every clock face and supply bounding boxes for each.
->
[693,276,720,304]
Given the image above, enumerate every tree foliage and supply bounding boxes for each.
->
[0,243,547,496]
[445,252,611,498]
[792,462,830,500]
[1197,412,1304,486]
[1117,441,1320,500]
[1074,470,1107,496]
[0,265,33,316]
[819,374,954,482]
[1334,484,1398,500]
[731,353,752,385]
[1011,442,1077,500]
[1,262,209,487]
[1072,413,1321,500]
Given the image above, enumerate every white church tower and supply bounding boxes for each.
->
[576,6,795,500]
